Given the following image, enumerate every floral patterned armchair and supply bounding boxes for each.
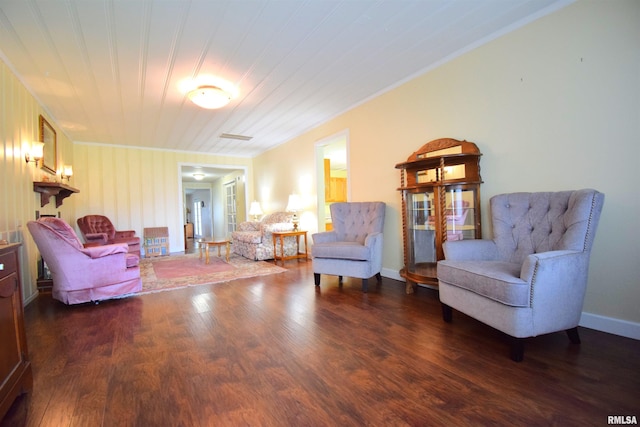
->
[231,212,297,260]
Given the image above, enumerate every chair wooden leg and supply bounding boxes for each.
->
[314,273,320,286]
[441,303,452,323]
[362,278,368,293]
[375,272,382,282]
[566,327,581,344]
[338,276,343,283]
[510,337,524,362]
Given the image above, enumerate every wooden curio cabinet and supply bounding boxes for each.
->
[396,138,482,293]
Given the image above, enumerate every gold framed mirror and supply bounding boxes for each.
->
[39,115,57,175]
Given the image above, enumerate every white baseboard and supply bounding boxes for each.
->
[579,312,640,340]
[24,291,39,305]
[381,268,640,341]
[381,267,403,282]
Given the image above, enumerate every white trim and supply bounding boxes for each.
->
[580,312,640,340]
[381,267,402,282]
[24,292,39,306]
[382,269,640,340]
[382,268,439,291]
[269,1,576,153]
[177,162,248,252]
[75,140,252,158]
[314,130,350,232]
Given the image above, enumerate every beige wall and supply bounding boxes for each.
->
[252,0,640,333]
[1,59,76,303]
[1,0,637,336]
[72,143,252,251]
[1,55,252,302]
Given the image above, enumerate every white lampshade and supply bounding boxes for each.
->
[286,194,303,212]
[61,165,73,181]
[25,141,44,165]
[188,85,232,109]
[249,201,263,220]
[31,142,44,159]
[286,194,303,230]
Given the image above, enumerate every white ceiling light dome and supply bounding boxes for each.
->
[188,86,231,109]
[182,75,238,110]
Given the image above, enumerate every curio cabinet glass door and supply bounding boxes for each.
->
[396,138,482,293]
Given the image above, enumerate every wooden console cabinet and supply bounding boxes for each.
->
[0,243,32,420]
[396,138,483,293]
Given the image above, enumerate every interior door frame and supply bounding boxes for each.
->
[177,163,249,248]
[314,129,350,231]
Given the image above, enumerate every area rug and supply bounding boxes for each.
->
[152,256,234,279]
[139,253,286,295]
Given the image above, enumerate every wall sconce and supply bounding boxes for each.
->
[24,142,44,166]
[286,194,303,230]
[60,165,73,182]
[249,201,263,221]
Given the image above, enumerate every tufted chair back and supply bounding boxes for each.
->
[330,202,386,245]
[312,201,386,292]
[76,214,140,254]
[491,189,604,265]
[437,188,604,361]
[77,215,117,239]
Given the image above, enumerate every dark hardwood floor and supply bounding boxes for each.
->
[3,252,639,426]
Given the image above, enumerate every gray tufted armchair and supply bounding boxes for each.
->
[437,189,604,361]
[312,202,386,292]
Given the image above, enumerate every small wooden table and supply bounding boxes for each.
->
[272,230,308,266]
[199,239,231,264]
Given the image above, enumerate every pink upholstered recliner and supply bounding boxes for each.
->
[77,215,140,254]
[27,217,142,305]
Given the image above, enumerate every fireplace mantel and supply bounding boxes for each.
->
[33,182,79,208]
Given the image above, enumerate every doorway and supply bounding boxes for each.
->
[315,130,349,231]
[187,189,212,238]
[179,164,247,250]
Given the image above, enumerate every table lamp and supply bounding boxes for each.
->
[286,194,303,230]
[249,201,263,221]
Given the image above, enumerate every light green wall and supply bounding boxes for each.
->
[252,0,640,329]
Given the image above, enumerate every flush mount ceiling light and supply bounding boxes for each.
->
[188,85,232,109]
[181,75,238,110]
[193,173,205,181]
